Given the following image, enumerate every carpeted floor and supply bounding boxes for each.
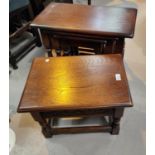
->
[9,0,146,155]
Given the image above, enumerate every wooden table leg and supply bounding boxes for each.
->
[116,38,125,57]
[88,0,91,5]
[31,28,42,47]
[111,108,124,135]
[31,112,53,138]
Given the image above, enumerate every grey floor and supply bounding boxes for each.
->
[9,0,146,155]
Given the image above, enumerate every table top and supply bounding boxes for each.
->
[18,54,132,112]
[31,3,137,38]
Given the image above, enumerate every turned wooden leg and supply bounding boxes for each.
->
[31,28,42,47]
[31,112,53,138]
[115,38,125,58]
[111,117,121,135]
[111,108,124,135]
[88,0,91,5]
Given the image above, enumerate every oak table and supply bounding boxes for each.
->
[30,3,137,56]
[18,54,132,138]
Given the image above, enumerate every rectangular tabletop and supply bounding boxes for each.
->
[18,54,132,112]
[31,3,137,38]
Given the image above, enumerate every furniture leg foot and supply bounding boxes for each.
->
[42,127,53,138]
[12,64,18,69]
[31,112,53,138]
[111,117,121,135]
[111,108,124,135]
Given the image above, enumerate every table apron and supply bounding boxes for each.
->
[38,29,125,55]
[38,108,115,118]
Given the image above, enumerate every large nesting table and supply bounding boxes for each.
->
[31,3,137,56]
[18,54,132,137]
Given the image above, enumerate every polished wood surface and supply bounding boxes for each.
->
[18,54,132,112]
[31,3,137,38]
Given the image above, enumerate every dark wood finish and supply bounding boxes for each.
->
[52,125,112,134]
[18,55,132,112]
[18,54,133,137]
[111,108,124,134]
[41,108,114,118]
[40,29,125,56]
[88,0,91,5]
[31,3,137,38]
[30,3,137,56]
[31,112,53,137]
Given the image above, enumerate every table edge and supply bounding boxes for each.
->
[30,24,135,38]
[17,54,133,113]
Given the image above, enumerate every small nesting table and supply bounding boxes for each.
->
[18,54,132,138]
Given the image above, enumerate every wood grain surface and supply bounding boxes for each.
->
[31,3,137,38]
[18,54,132,112]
